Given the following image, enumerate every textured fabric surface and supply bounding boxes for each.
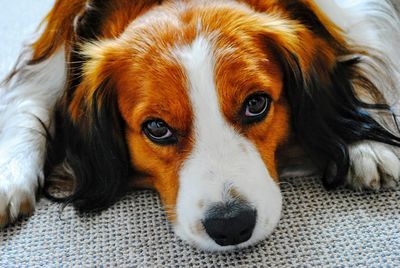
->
[1,1,400,267]
[1,177,400,267]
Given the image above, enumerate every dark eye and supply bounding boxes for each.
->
[143,119,177,145]
[242,93,270,124]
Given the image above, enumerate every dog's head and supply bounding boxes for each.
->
[61,0,397,251]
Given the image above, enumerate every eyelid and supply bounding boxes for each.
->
[143,116,176,130]
[147,126,173,140]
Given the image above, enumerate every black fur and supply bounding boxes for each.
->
[45,1,132,212]
[46,84,131,212]
[264,2,400,188]
[272,45,400,188]
[63,86,131,212]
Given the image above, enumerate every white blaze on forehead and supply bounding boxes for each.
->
[174,36,224,145]
[173,36,282,251]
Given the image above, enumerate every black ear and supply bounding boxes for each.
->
[42,1,132,212]
[56,83,131,212]
[271,44,400,188]
[257,1,400,188]
[45,85,131,213]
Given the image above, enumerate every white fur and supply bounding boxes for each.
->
[173,36,282,251]
[315,0,400,104]
[0,47,66,224]
[347,141,400,190]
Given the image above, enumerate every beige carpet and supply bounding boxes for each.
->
[2,177,399,267]
[1,1,400,267]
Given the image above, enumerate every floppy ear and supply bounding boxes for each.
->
[260,2,400,188]
[58,41,131,212]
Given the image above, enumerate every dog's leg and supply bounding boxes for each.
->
[0,48,66,226]
[347,141,400,190]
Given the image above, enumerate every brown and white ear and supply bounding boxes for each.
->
[52,40,132,212]
[44,0,137,212]
[258,1,400,188]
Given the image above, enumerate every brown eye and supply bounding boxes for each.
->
[242,93,270,124]
[143,120,177,145]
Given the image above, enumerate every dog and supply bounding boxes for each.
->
[0,0,399,251]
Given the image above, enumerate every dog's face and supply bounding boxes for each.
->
[119,12,289,251]
[120,30,288,249]
[67,0,355,250]
[71,1,289,250]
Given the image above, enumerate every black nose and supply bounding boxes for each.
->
[202,203,257,246]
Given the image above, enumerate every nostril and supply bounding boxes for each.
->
[203,204,257,246]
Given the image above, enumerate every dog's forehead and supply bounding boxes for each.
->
[120,0,264,50]
[114,0,285,129]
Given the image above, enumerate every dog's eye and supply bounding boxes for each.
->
[143,120,177,145]
[242,93,271,124]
